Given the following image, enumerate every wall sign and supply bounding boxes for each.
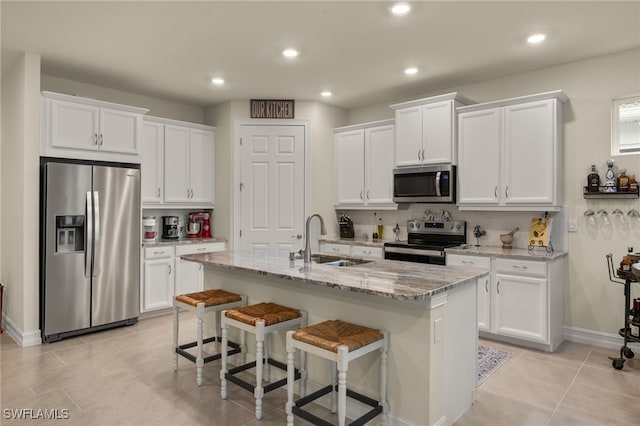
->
[250,99,295,119]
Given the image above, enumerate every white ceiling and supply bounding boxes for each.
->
[2,1,639,110]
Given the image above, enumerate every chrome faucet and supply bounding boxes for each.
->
[303,213,327,263]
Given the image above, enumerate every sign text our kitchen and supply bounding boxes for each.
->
[250,99,295,119]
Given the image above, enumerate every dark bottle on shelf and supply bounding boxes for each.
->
[631,299,640,338]
[587,164,600,192]
[618,170,630,192]
[629,175,638,193]
[620,247,633,271]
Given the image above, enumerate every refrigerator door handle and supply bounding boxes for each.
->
[86,191,93,278]
[93,190,100,277]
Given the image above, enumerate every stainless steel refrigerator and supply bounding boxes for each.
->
[40,158,140,342]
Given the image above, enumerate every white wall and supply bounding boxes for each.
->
[1,52,41,344]
[41,74,204,124]
[204,100,347,248]
[346,48,640,335]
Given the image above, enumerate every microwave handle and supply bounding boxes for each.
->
[435,171,441,197]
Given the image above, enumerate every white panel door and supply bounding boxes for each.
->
[239,124,305,254]
[394,106,423,167]
[164,124,190,202]
[504,99,556,205]
[50,99,99,151]
[335,130,365,205]
[141,121,164,203]
[494,273,547,343]
[365,124,395,205]
[99,107,140,155]
[422,100,453,164]
[142,258,174,312]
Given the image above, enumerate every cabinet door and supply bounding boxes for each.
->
[164,125,191,202]
[99,107,140,155]
[142,258,174,312]
[189,128,214,204]
[351,245,383,259]
[175,258,203,295]
[141,121,164,203]
[457,108,502,205]
[422,100,453,164]
[494,273,547,343]
[477,275,491,332]
[335,130,365,205]
[50,99,100,151]
[504,99,556,205]
[394,106,423,167]
[365,125,395,205]
[319,242,351,256]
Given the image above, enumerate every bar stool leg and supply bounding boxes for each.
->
[173,304,179,371]
[264,336,271,383]
[285,330,295,426]
[220,311,229,400]
[380,330,389,425]
[330,361,337,413]
[337,347,348,426]
[299,311,308,398]
[196,302,205,386]
[254,321,265,420]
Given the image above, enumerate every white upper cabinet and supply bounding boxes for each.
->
[142,116,215,207]
[390,93,473,167]
[457,91,568,211]
[41,91,148,163]
[334,120,396,209]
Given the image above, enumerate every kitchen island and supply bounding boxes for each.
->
[182,250,488,425]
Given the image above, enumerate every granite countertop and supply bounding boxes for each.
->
[181,250,487,301]
[445,245,567,261]
[143,237,227,247]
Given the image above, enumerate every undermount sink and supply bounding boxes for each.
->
[311,254,372,267]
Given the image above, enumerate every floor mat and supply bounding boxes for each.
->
[478,345,512,384]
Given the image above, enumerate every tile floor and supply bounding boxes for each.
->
[1,312,639,425]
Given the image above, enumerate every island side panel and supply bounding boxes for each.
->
[203,265,433,425]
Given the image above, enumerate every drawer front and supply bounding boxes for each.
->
[176,242,224,256]
[320,242,351,256]
[447,254,490,270]
[351,245,384,259]
[144,246,173,260]
[495,258,546,277]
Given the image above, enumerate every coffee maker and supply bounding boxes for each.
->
[338,214,354,239]
[162,216,179,239]
[187,212,212,238]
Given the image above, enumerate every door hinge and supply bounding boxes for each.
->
[240,182,244,191]
[239,229,242,237]
[240,137,243,146]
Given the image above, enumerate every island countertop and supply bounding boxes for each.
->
[181,250,487,301]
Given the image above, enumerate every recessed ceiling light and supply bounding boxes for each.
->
[404,67,418,75]
[282,48,300,58]
[321,91,332,97]
[527,33,546,44]
[211,78,225,85]
[390,2,411,16]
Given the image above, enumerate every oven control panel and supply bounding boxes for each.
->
[407,220,466,236]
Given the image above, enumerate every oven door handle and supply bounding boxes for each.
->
[435,171,441,197]
[384,246,445,257]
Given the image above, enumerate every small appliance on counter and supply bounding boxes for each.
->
[338,214,354,239]
[143,216,157,242]
[162,216,179,239]
[187,211,212,238]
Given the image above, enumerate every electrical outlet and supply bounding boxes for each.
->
[568,218,578,232]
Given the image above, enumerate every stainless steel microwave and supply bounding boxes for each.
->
[393,164,456,203]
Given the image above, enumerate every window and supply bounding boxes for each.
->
[612,95,640,155]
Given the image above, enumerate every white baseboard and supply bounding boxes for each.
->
[2,313,42,347]
[564,325,640,350]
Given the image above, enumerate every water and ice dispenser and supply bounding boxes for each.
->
[56,215,85,253]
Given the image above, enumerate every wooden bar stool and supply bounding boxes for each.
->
[173,289,246,386]
[285,320,389,426]
[220,302,308,420]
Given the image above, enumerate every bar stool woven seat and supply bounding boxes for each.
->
[286,320,389,426]
[173,289,246,386]
[221,302,307,420]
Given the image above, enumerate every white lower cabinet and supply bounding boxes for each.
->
[447,253,564,351]
[142,246,174,313]
[318,242,384,259]
[175,242,226,296]
[319,242,351,256]
[141,241,227,313]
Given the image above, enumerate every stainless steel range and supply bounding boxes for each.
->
[384,220,466,265]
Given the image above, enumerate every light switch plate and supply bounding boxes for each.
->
[568,218,578,232]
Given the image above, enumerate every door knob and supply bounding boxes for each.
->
[292,234,302,239]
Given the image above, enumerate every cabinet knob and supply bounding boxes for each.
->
[168,265,172,275]
[494,186,498,198]
[497,281,500,294]
[485,279,489,292]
